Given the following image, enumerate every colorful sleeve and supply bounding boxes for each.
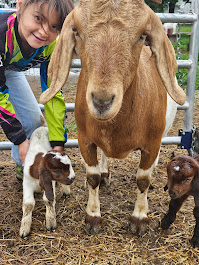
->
[40,41,67,147]
[0,91,27,145]
[0,12,26,145]
[0,45,27,145]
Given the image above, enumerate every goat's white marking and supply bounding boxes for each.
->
[49,151,70,165]
[132,159,158,220]
[132,190,149,219]
[86,186,101,217]
[84,161,101,217]
[68,164,75,180]
[174,166,180,172]
[48,151,75,180]
[86,164,100,175]
[99,150,108,174]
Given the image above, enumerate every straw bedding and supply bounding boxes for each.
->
[0,75,199,264]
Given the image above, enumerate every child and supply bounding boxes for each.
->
[0,0,74,179]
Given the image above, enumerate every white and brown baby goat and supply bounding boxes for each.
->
[20,126,75,237]
[161,155,199,248]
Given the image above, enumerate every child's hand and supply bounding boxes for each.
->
[18,139,30,165]
[53,146,64,152]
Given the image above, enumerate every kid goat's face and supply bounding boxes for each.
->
[17,1,60,50]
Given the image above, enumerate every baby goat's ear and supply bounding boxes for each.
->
[39,168,54,202]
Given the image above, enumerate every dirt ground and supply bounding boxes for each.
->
[0,73,199,265]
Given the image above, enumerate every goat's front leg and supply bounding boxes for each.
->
[161,194,188,230]
[130,148,160,236]
[85,178,102,234]
[20,180,35,237]
[190,197,199,248]
[80,141,102,234]
[43,181,57,231]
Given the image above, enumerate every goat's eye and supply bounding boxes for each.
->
[184,178,191,183]
[139,32,148,41]
[54,169,61,174]
[72,27,81,38]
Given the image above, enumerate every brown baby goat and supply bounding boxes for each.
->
[161,155,199,248]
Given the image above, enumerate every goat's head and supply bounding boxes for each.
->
[39,151,75,201]
[166,155,199,199]
[40,0,186,120]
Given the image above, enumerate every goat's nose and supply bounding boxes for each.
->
[92,94,115,113]
[164,184,168,191]
[169,190,176,199]
[65,176,75,185]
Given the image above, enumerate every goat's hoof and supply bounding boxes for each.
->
[20,226,30,238]
[161,215,174,230]
[85,215,102,235]
[46,219,57,231]
[129,216,149,236]
[190,236,199,248]
[46,223,57,232]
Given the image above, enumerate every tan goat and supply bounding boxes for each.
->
[40,0,186,235]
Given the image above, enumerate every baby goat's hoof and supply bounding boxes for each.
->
[46,220,57,232]
[190,235,199,248]
[20,226,31,238]
[85,215,102,235]
[161,214,175,230]
[129,216,149,236]
[46,214,57,231]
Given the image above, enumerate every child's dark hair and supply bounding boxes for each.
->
[19,0,74,31]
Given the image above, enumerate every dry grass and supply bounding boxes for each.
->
[0,75,199,264]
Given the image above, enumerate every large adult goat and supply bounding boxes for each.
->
[40,0,186,235]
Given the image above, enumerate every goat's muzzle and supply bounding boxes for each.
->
[63,175,75,185]
[92,93,115,116]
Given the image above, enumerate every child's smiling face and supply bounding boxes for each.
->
[17,1,60,50]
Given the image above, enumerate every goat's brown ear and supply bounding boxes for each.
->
[146,5,186,106]
[39,170,54,202]
[39,11,75,105]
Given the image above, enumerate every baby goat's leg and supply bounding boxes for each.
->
[190,198,199,248]
[20,180,35,237]
[43,181,57,231]
[161,194,188,230]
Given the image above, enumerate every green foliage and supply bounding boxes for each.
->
[174,46,199,90]
[170,27,199,90]
[145,0,165,12]
[145,0,187,13]
[180,26,192,33]
[172,34,190,53]
[66,120,77,133]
